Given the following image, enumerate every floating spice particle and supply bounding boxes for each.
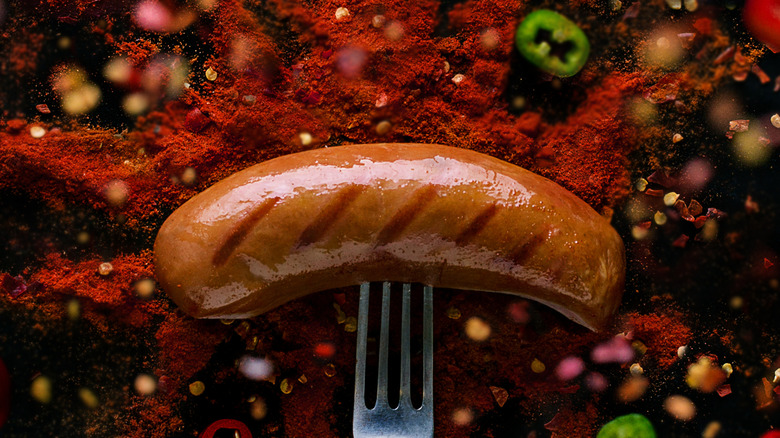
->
[446,307,461,319]
[376,120,392,135]
[134,374,156,395]
[630,363,644,376]
[683,0,698,11]
[36,104,51,114]
[531,358,546,373]
[372,14,386,28]
[672,234,689,248]
[688,199,703,216]
[452,408,474,426]
[663,192,680,206]
[279,378,293,394]
[729,119,749,132]
[324,364,337,377]
[205,67,217,81]
[452,74,465,84]
[298,375,308,384]
[632,340,648,356]
[773,368,780,383]
[31,375,53,403]
[344,316,357,333]
[672,133,683,143]
[242,95,256,105]
[299,132,313,146]
[66,299,80,320]
[729,296,743,309]
[771,114,780,128]
[677,346,688,359]
[134,278,156,299]
[654,211,667,225]
[464,316,491,341]
[645,188,664,197]
[618,376,649,402]
[664,395,696,421]
[79,388,99,408]
[722,363,733,376]
[104,179,130,207]
[635,178,648,192]
[250,397,267,420]
[384,21,404,41]
[702,421,722,438]
[631,225,649,240]
[665,0,682,9]
[765,258,775,269]
[334,7,350,20]
[220,319,235,325]
[717,384,732,397]
[189,380,205,396]
[29,126,46,138]
[181,167,197,186]
[489,386,509,407]
[98,262,114,276]
[699,219,718,241]
[693,216,707,228]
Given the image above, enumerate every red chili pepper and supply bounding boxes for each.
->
[0,357,10,429]
[743,0,780,53]
[199,419,252,438]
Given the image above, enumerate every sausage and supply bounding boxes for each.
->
[154,143,625,331]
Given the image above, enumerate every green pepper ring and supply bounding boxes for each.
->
[515,9,590,78]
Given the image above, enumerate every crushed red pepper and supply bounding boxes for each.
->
[0,0,773,436]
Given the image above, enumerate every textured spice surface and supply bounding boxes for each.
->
[1,0,779,436]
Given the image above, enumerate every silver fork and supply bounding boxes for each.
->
[353,282,434,438]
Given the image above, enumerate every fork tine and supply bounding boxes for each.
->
[354,282,370,410]
[422,285,433,409]
[399,282,412,408]
[375,281,392,407]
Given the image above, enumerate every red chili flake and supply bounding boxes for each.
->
[675,200,695,221]
[729,119,750,132]
[321,49,333,59]
[36,104,51,114]
[775,385,780,396]
[301,90,322,105]
[764,258,774,269]
[762,377,773,398]
[693,216,707,229]
[704,208,725,220]
[689,199,703,216]
[199,419,252,438]
[717,384,732,397]
[184,108,211,133]
[725,131,735,139]
[672,234,690,248]
[677,33,696,49]
[638,221,652,230]
[752,65,772,84]
[693,18,713,35]
[645,188,664,197]
[489,386,509,407]
[0,273,28,297]
[543,411,566,431]
[745,195,760,214]
[647,169,675,187]
[713,46,735,65]
[332,292,346,306]
[314,342,336,359]
[774,75,780,92]
[622,1,641,19]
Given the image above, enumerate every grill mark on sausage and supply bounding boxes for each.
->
[212,197,280,266]
[375,185,439,246]
[295,184,365,248]
[507,225,551,265]
[454,203,499,246]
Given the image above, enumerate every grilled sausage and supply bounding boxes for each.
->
[154,143,625,331]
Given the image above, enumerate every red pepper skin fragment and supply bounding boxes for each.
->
[199,419,253,438]
[743,0,780,53]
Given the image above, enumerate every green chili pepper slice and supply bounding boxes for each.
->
[515,9,590,78]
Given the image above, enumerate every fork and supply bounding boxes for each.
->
[353,282,434,438]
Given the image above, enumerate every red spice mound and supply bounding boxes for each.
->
[626,305,693,369]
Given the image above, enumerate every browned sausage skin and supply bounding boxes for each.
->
[154,143,625,331]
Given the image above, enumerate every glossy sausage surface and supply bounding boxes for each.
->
[154,143,625,331]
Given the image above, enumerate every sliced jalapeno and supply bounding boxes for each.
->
[515,9,590,78]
